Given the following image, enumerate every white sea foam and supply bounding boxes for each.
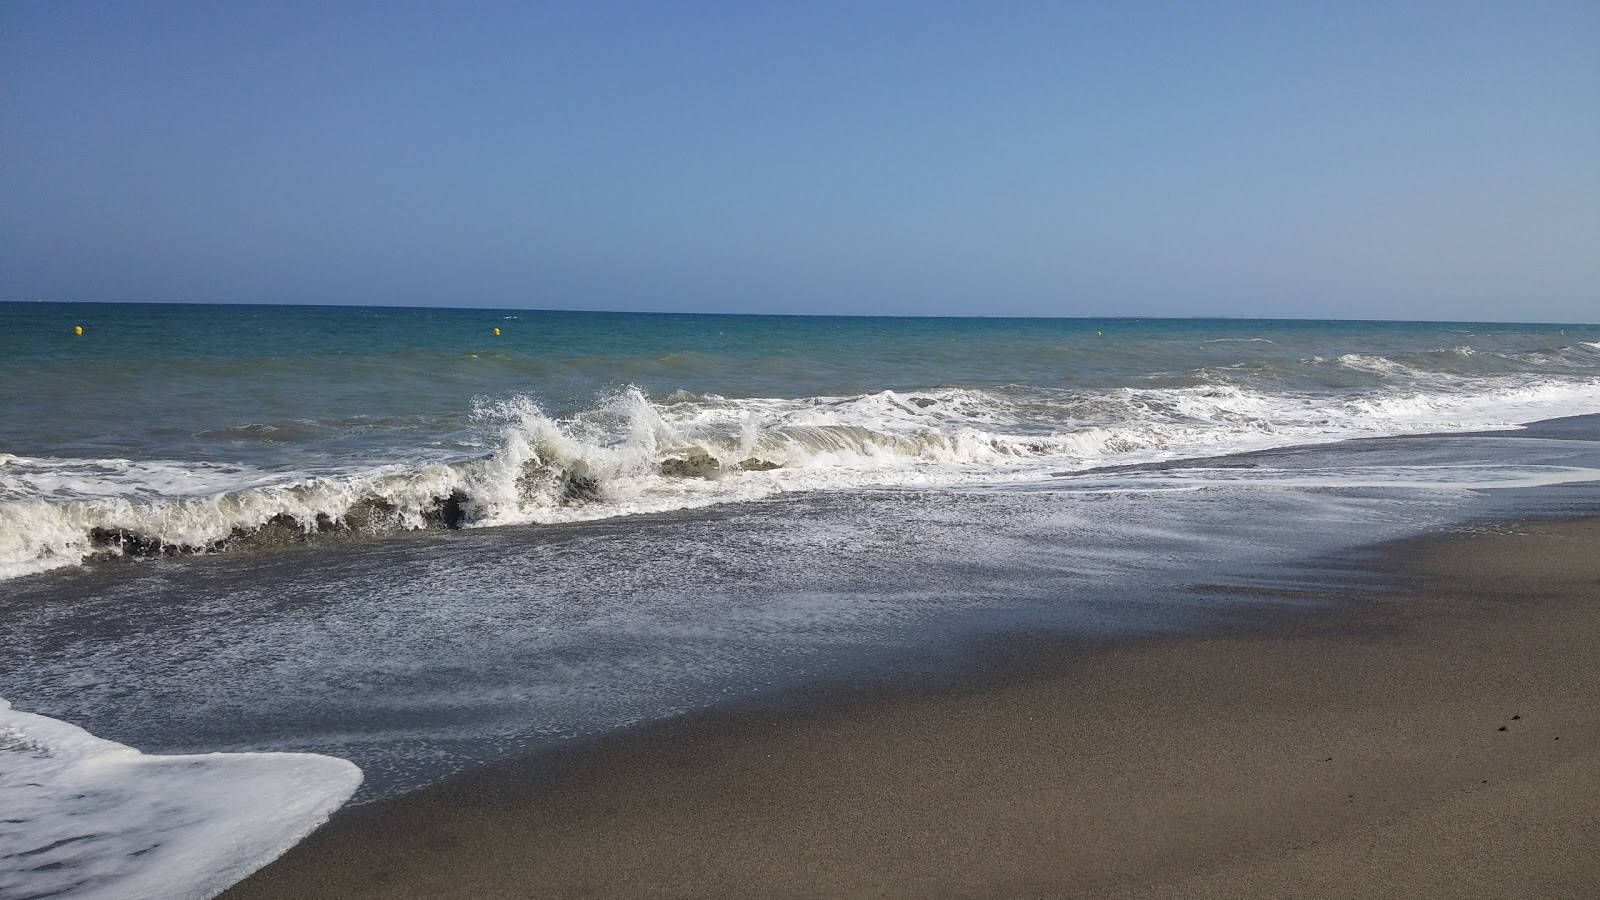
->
[1336,353,1420,376]
[0,697,360,900]
[2,375,1599,580]
[1057,463,1600,494]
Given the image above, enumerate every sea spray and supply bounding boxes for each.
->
[4,372,1600,580]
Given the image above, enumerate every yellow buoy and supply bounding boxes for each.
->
[73,326,83,336]
[493,327,501,336]
[1096,331,1102,336]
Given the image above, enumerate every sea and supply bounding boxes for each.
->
[4,302,1600,899]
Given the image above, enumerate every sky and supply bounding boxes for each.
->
[2,1,1596,321]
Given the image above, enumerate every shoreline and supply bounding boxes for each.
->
[225,516,1600,899]
[13,412,1596,596]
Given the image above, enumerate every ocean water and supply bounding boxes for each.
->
[5,303,1600,898]
[2,302,1598,580]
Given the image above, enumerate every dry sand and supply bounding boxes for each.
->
[224,518,1600,899]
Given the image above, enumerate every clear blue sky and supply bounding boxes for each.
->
[3,1,1596,320]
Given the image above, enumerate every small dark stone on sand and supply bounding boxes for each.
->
[1511,714,1521,720]
[1498,726,1507,731]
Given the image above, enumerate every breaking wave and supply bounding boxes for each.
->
[5,372,1600,581]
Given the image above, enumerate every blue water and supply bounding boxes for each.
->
[5,302,1600,900]
[2,302,1599,580]
[5,304,1594,456]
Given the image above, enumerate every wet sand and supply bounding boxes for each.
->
[225,518,1600,899]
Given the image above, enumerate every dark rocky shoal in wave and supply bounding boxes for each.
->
[51,415,1600,574]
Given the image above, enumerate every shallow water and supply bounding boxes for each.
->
[6,426,1599,805]
[0,698,358,900]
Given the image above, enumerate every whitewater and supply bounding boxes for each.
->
[0,697,359,900]
[3,305,1599,581]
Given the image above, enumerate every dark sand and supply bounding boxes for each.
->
[225,518,1600,899]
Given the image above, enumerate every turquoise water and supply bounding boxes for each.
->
[4,302,1594,460]
[2,301,1598,578]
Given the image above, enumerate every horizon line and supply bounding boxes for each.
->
[4,297,1596,329]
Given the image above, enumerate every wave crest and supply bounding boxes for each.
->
[4,376,1600,580]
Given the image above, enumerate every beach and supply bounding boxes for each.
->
[221,516,1600,899]
[4,312,1599,899]
[7,4,1598,895]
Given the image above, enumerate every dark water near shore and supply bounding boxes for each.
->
[6,421,1600,805]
